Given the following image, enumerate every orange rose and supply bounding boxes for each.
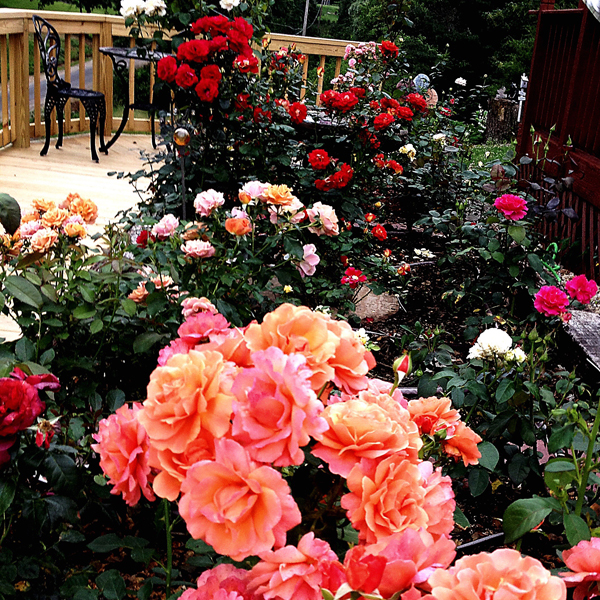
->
[63,222,87,238]
[128,283,149,303]
[407,396,461,435]
[21,211,40,224]
[30,228,58,253]
[442,421,482,466]
[312,391,421,477]
[225,217,252,236]
[41,207,69,229]
[139,349,237,454]
[32,198,56,213]
[179,438,302,561]
[425,548,566,600]
[263,184,297,206]
[69,196,98,224]
[60,192,82,210]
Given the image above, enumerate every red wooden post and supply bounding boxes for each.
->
[540,0,555,9]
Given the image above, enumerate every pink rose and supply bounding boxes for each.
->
[181,240,216,258]
[494,193,528,220]
[306,202,339,236]
[248,532,339,600]
[560,536,600,600]
[239,180,269,203]
[151,214,179,240]
[179,438,301,561]
[19,220,43,238]
[298,243,320,277]
[534,285,569,316]
[566,274,598,304]
[181,564,249,600]
[91,403,155,506]
[157,338,194,366]
[232,347,328,466]
[181,296,219,319]
[194,189,225,217]
[178,311,230,344]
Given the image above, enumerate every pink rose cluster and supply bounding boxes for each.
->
[534,273,597,320]
[92,302,494,600]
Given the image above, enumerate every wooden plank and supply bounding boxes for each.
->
[79,33,85,130]
[127,36,135,131]
[8,33,17,143]
[334,56,341,79]
[301,56,309,102]
[316,54,326,98]
[65,34,72,133]
[0,35,9,146]
[33,36,42,137]
[92,34,100,91]
[99,21,113,137]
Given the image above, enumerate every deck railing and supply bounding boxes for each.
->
[0,8,355,150]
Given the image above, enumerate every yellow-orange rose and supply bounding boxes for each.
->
[263,184,297,206]
[32,198,56,213]
[69,196,98,224]
[225,217,252,236]
[63,222,87,238]
[21,211,40,224]
[42,207,69,229]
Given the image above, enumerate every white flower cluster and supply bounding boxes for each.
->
[454,77,467,86]
[355,328,370,347]
[467,328,527,362]
[399,143,416,160]
[120,0,166,17]
[414,248,435,259]
[220,0,241,10]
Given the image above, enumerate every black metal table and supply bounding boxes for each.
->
[100,46,172,150]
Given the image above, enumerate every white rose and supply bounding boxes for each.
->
[220,0,240,10]
[120,0,146,17]
[468,328,514,360]
[432,133,446,142]
[455,77,467,86]
[400,143,416,160]
[144,0,166,16]
[506,348,528,363]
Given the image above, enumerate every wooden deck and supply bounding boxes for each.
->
[0,133,159,341]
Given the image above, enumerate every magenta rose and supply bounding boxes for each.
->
[566,274,598,304]
[494,194,528,220]
[534,285,569,316]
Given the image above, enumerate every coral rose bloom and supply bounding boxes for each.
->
[560,537,600,600]
[424,548,566,600]
[30,228,58,253]
[179,438,301,561]
[139,349,237,453]
[41,207,69,228]
[181,564,248,600]
[342,455,454,543]
[442,421,482,466]
[494,193,528,221]
[248,532,338,600]
[181,296,218,319]
[63,222,87,238]
[263,184,297,206]
[312,392,421,477]
[407,396,460,435]
[232,347,328,466]
[91,403,155,506]
[534,285,569,316]
[225,217,252,236]
[69,196,98,224]
[32,198,56,213]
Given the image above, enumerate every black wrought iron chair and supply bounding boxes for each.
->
[32,15,108,162]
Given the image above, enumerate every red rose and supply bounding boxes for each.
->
[320,89,337,108]
[200,64,222,82]
[235,93,252,112]
[175,64,199,89]
[359,129,380,149]
[227,18,253,54]
[381,97,400,111]
[191,15,231,35]
[157,56,177,82]
[209,35,228,54]
[315,177,334,192]
[349,87,366,98]
[136,229,156,248]
[406,92,428,112]
[332,91,359,113]
[288,102,307,124]
[337,163,354,186]
[195,78,219,102]
[233,54,259,74]
[380,40,399,57]
[231,16,253,39]
[372,224,387,241]
[386,160,403,174]
[374,113,395,131]
[440,107,452,116]
[534,286,569,317]
[341,267,367,289]
[177,39,211,63]
[364,213,376,222]
[373,154,386,168]
[253,107,272,123]
[370,100,381,111]
[308,149,330,170]
[396,106,414,121]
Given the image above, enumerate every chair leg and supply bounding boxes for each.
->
[56,106,64,149]
[41,99,53,157]
[150,110,157,149]
[89,117,99,163]
[98,102,108,155]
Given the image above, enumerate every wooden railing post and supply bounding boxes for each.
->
[9,19,30,148]
[99,20,113,137]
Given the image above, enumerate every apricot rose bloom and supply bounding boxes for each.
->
[248,532,339,600]
[263,184,297,206]
[312,391,421,477]
[41,207,69,228]
[424,548,566,600]
[69,195,98,224]
[306,202,339,236]
[225,217,252,236]
[442,421,482,466]
[341,455,454,544]
[244,304,374,396]
[91,403,155,507]
[138,349,237,454]
[232,347,328,466]
[407,396,460,435]
[560,536,600,600]
[179,438,301,561]
[30,228,58,253]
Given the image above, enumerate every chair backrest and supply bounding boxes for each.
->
[32,15,63,86]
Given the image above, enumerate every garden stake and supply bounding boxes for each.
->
[541,242,561,284]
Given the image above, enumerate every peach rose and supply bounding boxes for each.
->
[442,421,482,466]
[419,461,455,539]
[181,564,248,600]
[407,396,460,435]
[232,347,328,466]
[306,202,339,236]
[425,548,566,600]
[341,454,454,544]
[560,537,600,600]
[32,198,56,213]
[139,349,237,453]
[41,207,69,228]
[149,430,215,501]
[69,196,98,224]
[30,228,58,253]
[248,532,338,600]
[63,222,87,238]
[128,283,149,303]
[312,392,421,477]
[181,240,216,258]
[21,210,41,224]
[263,184,297,206]
[203,326,254,368]
[179,438,301,561]
[91,403,155,507]
[60,192,81,210]
[240,180,269,203]
[225,217,252,236]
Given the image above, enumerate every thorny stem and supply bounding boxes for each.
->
[163,498,173,596]
[575,393,600,517]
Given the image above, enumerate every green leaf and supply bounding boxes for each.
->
[528,253,544,273]
[503,497,555,543]
[133,332,164,354]
[468,467,489,497]
[15,337,35,362]
[508,265,519,277]
[106,389,126,412]
[96,569,126,600]
[137,581,153,600]
[508,225,526,243]
[87,534,123,553]
[44,454,79,494]
[0,478,16,517]
[120,299,137,316]
[186,539,213,554]
[59,530,86,544]
[73,590,100,600]
[453,505,470,528]
[4,275,42,308]
[321,589,335,600]
[508,453,530,484]
[417,374,438,397]
[73,305,97,320]
[131,547,154,564]
[495,378,515,404]
[39,348,55,366]
[548,424,575,453]
[90,319,103,334]
[0,193,22,234]
[564,513,591,546]
[492,251,504,263]
[477,441,500,471]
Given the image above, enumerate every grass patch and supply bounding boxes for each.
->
[470,140,516,167]
[0,0,108,12]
